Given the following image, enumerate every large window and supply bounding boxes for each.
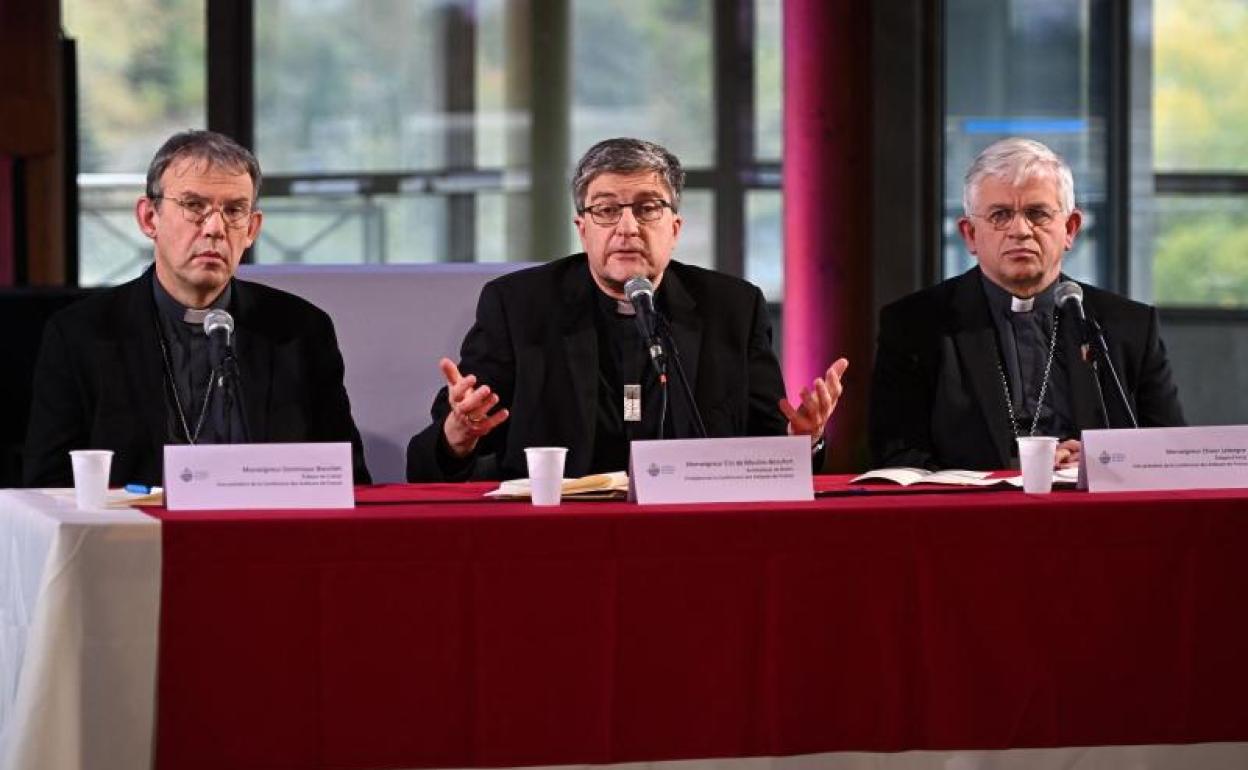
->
[943,0,1113,289]
[63,0,205,286]
[67,0,786,310]
[1150,0,1248,308]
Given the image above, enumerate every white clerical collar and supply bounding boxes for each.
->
[1010,295,1035,313]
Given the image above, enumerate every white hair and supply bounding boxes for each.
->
[962,137,1076,216]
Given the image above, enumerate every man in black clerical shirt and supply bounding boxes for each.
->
[23,130,370,487]
[869,137,1184,471]
[407,137,849,482]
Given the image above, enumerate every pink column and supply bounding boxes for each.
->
[783,0,873,471]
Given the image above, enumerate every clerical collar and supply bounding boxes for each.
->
[594,285,648,318]
[980,273,1058,317]
[152,274,233,327]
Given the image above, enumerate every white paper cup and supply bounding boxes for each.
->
[524,447,568,506]
[1016,437,1058,494]
[69,450,114,510]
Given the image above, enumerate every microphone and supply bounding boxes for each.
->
[202,308,250,442]
[624,275,667,375]
[1054,280,1086,322]
[1055,280,1094,352]
[1054,280,1139,429]
[203,308,235,369]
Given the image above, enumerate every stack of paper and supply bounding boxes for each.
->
[486,471,629,500]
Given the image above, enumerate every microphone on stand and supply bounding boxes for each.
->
[622,276,708,439]
[204,308,234,370]
[1055,281,1138,429]
[202,309,251,442]
[624,275,667,376]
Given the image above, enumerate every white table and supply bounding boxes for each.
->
[0,489,160,770]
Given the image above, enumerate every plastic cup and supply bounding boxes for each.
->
[69,450,114,510]
[524,447,568,506]
[1016,437,1058,494]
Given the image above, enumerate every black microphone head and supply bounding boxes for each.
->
[624,275,654,301]
[203,308,235,345]
[1054,280,1084,308]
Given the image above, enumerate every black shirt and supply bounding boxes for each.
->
[152,278,241,444]
[980,275,1076,448]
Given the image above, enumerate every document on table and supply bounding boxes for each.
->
[486,471,630,500]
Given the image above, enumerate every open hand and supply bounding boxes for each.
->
[779,357,849,446]
[440,357,509,458]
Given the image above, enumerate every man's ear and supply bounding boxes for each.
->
[1063,208,1084,250]
[135,197,158,239]
[956,216,977,254]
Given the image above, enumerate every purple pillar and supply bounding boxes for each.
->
[783,0,873,471]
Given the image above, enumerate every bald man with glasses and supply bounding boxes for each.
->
[868,137,1184,472]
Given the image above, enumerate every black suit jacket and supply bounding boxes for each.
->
[869,268,1185,470]
[407,254,791,481]
[23,268,371,487]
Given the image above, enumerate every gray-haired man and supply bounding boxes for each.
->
[868,137,1183,471]
[407,137,848,481]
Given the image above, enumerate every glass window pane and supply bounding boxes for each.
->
[64,0,205,285]
[253,193,448,265]
[754,0,783,161]
[476,192,508,263]
[672,191,714,270]
[78,179,156,286]
[746,191,783,301]
[1152,195,1248,308]
[943,0,1110,285]
[572,1,713,167]
[474,0,509,170]
[255,1,450,173]
[1153,0,1248,172]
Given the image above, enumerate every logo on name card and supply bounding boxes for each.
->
[1098,451,1126,465]
[646,462,676,478]
[179,467,209,483]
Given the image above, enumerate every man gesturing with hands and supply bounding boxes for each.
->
[407,138,848,482]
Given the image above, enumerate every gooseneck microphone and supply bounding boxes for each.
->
[1055,280,1139,429]
[624,276,667,375]
[1054,281,1087,327]
[202,309,251,442]
[203,308,235,368]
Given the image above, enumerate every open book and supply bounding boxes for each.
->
[850,468,1003,487]
[851,467,1079,488]
[486,471,630,500]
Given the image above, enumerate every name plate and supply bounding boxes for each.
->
[629,435,813,504]
[1082,425,1248,492]
[164,442,355,510]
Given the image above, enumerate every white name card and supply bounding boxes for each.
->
[1082,425,1248,493]
[164,442,355,510]
[629,435,813,505]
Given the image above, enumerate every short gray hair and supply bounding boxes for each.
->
[145,129,262,202]
[571,138,685,211]
[962,137,1075,216]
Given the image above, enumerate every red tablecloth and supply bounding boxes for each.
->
[146,478,1248,769]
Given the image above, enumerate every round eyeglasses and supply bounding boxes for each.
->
[579,199,674,226]
[972,207,1060,231]
[151,195,256,228]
